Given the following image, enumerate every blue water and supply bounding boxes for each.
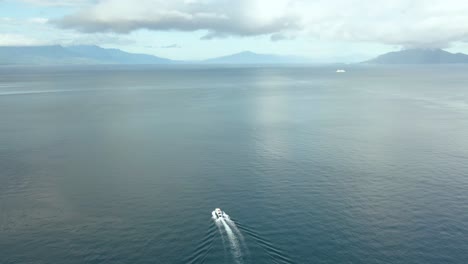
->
[1,65,468,263]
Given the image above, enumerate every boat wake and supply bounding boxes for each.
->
[212,209,246,264]
[235,222,294,264]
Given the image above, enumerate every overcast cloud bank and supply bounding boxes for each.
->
[51,0,468,48]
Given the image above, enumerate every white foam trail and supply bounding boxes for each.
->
[215,220,227,252]
[225,217,244,241]
[224,217,250,257]
[220,218,243,263]
[223,214,245,242]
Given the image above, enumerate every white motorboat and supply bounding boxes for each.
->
[212,208,225,219]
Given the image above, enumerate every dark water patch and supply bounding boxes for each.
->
[184,222,216,264]
[1,65,468,264]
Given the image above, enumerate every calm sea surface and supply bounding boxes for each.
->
[1,65,468,264]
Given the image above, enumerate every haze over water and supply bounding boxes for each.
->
[1,65,468,264]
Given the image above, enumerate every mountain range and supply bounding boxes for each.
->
[1,45,468,65]
[364,48,468,64]
[0,45,313,65]
[202,51,312,64]
[0,45,171,65]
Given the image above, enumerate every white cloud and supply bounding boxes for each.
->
[0,34,49,46]
[298,0,468,48]
[59,33,135,46]
[0,17,134,47]
[19,0,92,7]
[51,0,468,47]
[270,33,295,42]
[27,17,49,24]
[53,0,299,39]
[160,44,181,48]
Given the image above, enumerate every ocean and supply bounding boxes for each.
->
[1,65,468,263]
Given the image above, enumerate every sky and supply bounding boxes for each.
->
[2,0,468,62]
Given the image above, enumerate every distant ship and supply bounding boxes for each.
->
[336,69,346,73]
[212,208,226,219]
